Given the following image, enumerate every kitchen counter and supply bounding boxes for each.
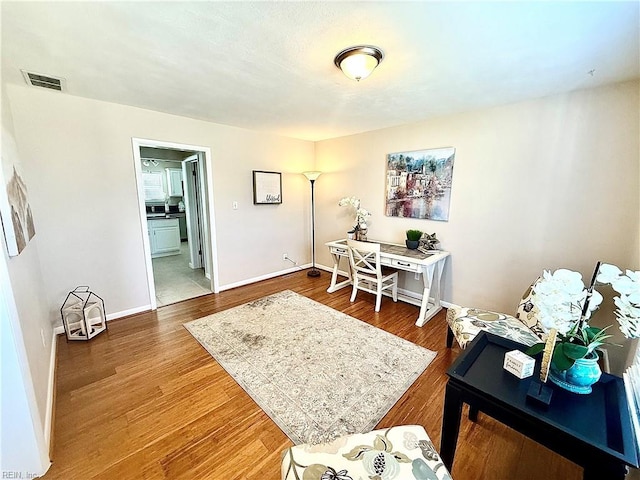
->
[146,212,185,220]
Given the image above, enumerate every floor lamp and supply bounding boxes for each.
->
[302,171,322,277]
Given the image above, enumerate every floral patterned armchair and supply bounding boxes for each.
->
[446,280,543,349]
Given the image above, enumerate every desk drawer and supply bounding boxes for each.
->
[390,258,419,271]
[330,246,349,256]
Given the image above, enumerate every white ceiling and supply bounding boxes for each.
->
[2,1,638,141]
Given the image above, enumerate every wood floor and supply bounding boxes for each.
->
[44,270,582,479]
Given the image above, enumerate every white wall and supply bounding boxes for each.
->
[1,240,53,428]
[315,81,639,359]
[1,253,50,476]
[1,88,51,475]
[5,80,638,366]
[6,84,315,324]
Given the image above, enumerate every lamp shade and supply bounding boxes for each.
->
[302,171,322,181]
[334,46,384,82]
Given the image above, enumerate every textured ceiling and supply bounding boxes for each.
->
[2,1,638,141]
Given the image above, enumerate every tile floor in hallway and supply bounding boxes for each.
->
[152,241,212,306]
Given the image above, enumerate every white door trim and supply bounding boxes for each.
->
[196,152,212,280]
[131,138,219,310]
[181,155,202,270]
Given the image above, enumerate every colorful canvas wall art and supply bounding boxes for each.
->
[385,147,455,221]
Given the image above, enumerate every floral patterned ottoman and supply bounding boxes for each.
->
[281,425,452,480]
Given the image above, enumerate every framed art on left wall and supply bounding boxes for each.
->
[0,124,36,256]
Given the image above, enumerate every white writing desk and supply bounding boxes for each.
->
[325,239,450,327]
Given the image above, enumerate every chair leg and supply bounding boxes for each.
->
[392,278,398,303]
[375,284,382,312]
[446,326,454,348]
[350,281,357,303]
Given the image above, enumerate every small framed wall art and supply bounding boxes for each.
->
[252,170,282,205]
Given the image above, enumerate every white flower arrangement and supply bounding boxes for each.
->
[528,263,640,371]
[338,196,371,230]
[533,269,602,335]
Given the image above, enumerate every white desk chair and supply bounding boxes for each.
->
[347,239,398,312]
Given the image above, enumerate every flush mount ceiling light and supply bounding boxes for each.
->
[334,45,384,82]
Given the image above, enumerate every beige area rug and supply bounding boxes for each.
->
[184,290,436,445]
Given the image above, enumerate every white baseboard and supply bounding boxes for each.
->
[315,263,335,274]
[396,287,423,307]
[106,304,151,321]
[219,264,312,292]
[44,329,58,452]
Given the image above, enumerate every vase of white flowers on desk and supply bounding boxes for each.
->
[339,196,371,241]
[526,262,640,394]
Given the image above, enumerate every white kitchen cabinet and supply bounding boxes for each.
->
[143,171,165,201]
[166,168,183,197]
[148,218,180,258]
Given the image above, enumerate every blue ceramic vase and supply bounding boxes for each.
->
[548,352,601,394]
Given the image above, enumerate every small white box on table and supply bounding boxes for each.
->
[503,349,535,379]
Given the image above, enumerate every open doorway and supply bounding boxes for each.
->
[132,138,219,309]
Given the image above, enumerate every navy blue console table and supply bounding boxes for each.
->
[440,332,638,479]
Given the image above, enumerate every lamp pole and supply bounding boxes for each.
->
[302,171,322,277]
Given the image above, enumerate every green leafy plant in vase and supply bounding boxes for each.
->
[405,229,423,250]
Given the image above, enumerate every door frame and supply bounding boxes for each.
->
[132,138,219,310]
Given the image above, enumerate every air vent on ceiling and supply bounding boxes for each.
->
[21,70,65,91]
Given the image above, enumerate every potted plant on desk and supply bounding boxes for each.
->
[406,229,423,249]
